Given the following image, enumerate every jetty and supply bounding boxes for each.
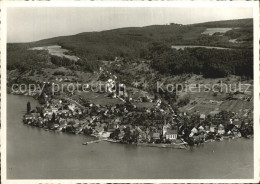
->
[82,138,107,145]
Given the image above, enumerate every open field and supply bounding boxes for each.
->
[202,27,233,35]
[30,45,80,61]
[176,75,253,116]
[72,91,124,106]
[180,99,252,116]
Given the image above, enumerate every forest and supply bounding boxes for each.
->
[7,42,253,79]
[7,18,253,79]
[7,44,51,72]
[148,43,253,78]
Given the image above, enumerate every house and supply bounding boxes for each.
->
[165,129,178,140]
[59,118,66,125]
[199,134,205,141]
[94,126,104,135]
[108,122,119,132]
[140,131,148,140]
[210,124,217,133]
[61,109,70,116]
[68,103,76,111]
[118,131,125,139]
[43,109,52,116]
[55,103,63,109]
[85,117,92,123]
[118,90,126,97]
[147,132,152,141]
[111,106,117,112]
[217,124,225,135]
[78,109,82,115]
[193,135,200,141]
[72,110,78,116]
[45,114,53,120]
[51,107,59,114]
[198,125,205,132]
[191,127,198,134]
[200,114,206,122]
[232,127,241,137]
[162,123,171,136]
[24,114,33,120]
[135,126,142,133]
[100,132,111,138]
[226,130,232,135]
[114,118,121,124]
[73,123,80,129]
[233,119,241,128]
[31,113,39,119]
[152,132,160,140]
[205,125,210,133]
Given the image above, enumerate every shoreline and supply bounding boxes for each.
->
[10,92,253,150]
[136,142,187,149]
[104,136,253,150]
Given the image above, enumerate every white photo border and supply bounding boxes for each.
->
[1,1,259,183]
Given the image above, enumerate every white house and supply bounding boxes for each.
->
[68,104,76,111]
[191,127,198,134]
[166,130,178,140]
[200,114,206,121]
[43,109,52,116]
[51,107,59,114]
[210,124,217,132]
[218,124,225,135]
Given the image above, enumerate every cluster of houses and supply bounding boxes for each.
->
[21,60,254,145]
[23,91,253,146]
[108,112,251,145]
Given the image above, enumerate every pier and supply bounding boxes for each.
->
[82,139,107,145]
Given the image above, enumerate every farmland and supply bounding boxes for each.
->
[29,45,80,61]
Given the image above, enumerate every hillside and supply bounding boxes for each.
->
[192,18,253,28]
[33,19,253,59]
[7,18,253,73]
[7,18,253,115]
[8,19,252,55]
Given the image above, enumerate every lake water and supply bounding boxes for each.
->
[7,94,253,179]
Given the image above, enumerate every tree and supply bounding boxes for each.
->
[149,46,253,79]
[177,95,190,107]
[40,111,44,118]
[27,102,31,113]
[110,128,120,139]
[123,127,132,143]
[132,130,140,143]
[51,113,56,123]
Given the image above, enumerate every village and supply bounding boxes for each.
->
[22,76,253,148]
[6,50,252,149]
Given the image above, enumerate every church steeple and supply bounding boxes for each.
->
[162,118,168,136]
